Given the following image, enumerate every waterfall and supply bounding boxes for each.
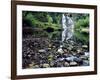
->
[61,13,74,42]
[58,13,74,53]
[61,14,67,42]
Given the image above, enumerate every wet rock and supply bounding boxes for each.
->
[78,51,85,55]
[80,55,88,60]
[39,64,43,68]
[43,63,50,68]
[52,41,60,48]
[70,40,75,45]
[58,58,65,61]
[82,45,88,49]
[62,54,68,58]
[50,61,55,67]
[29,62,35,66]
[56,54,62,59]
[22,35,89,68]
[29,64,34,68]
[82,60,89,66]
[47,48,52,50]
[56,61,63,67]
[63,49,68,53]
[53,46,56,48]
[71,52,77,56]
[74,57,83,65]
[71,47,77,52]
[84,52,89,57]
[28,54,31,57]
[57,48,64,54]
[77,48,82,54]
[65,57,72,62]
[67,45,73,51]
[70,61,78,66]
[34,65,39,68]
[38,49,46,53]
[65,56,76,62]
[48,44,52,47]
[64,62,70,67]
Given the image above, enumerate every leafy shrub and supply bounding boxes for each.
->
[74,16,89,44]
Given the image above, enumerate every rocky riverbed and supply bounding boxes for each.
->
[22,35,89,69]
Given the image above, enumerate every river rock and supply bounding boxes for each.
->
[29,62,35,67]
[65,56,76,62]
[50,61,54,67]
[84,52,89,57]
[56,61,63,67]
[29,64,34,68]
[70,61,78,66]
[63,49,68,53]
[63,54,68,58]
[77,49,82,54]
[64,62,70,67]
[82,45,88,49]
[70,40,75,45]
[47,48,52,50]
[35,65,39,68]
[48,44,52,47]
[80,55,88,60]
[43,63,50,68]
[82,60,89,66]
[67,46,73,51]
[53,46,56,48]
[58,58,65,61]
[28,54,31,57]
[57,48,64,54]
[65,57,72,62]
[38,49,46,53]
[74,57,83,65]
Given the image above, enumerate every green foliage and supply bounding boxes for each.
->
[23,11,61,28]
[75,16,89,29]
[47,14,53,23]
[74,15,89,44]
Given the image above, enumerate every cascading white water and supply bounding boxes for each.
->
[58,13,74,53]
[61,14,67,42]
[61,13,74,42]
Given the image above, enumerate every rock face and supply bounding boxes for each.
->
[22,35,89,69]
